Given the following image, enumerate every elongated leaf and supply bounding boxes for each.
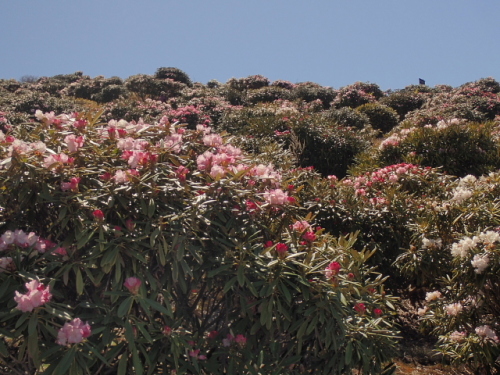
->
[117,297,133,318]
[117,352,128,375]
[55,347,77,375]
[237,264,245,287]
[75,268,84,295]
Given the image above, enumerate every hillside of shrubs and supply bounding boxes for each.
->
[1,68,500,374]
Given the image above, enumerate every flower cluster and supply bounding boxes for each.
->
[14,280,52,312]
[56,318,92,346]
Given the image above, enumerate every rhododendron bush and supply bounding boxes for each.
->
[2,72,500,374]
[0,111,399,374]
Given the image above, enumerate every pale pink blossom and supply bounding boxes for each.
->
[14,280,52,312]
[475,325,499,343]
[449,331,467,343]
[263,189,289,205]
[197,151,214,171]
[43,153,74,169]
[203,134,223,147]
[291,220,310,232]
[445,302,463,316]
[56,318,91,346]
[163,133,183,153]
[65,135,84,152]
[61,177,81,192]
[0,257,13,272]
[209,165,226,179]
[425,291,442,302]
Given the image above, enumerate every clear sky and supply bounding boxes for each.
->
[2,1,499,91]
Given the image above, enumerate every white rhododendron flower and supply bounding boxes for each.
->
[471,253,489,274]
[425,291,442,302]
[445,303,463,316]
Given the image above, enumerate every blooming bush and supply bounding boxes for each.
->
[0,110,399,374]
[418,228,500,373]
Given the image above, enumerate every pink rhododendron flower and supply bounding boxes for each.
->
[0,229,39,249]
[61,177,81,192]
[222,334,234,347]
[325,262,341,279]
[64,135,84,152]
[124,277,141,295]
[302,231,317,243]
[373,308,383,316]
[125,219,136,232]
[475,325,499,343]
[354,303,366,315]
[0,257,14,272]
[203,134,223,147]
[175,165,189,182]
[43,153,74,169]
[263,189,289,205]
[92,210,104,221]
[207,330,218,339]
[14,280,52,312]
[234,334,247,347]
[56,318,91,346]
[275,243,289,256]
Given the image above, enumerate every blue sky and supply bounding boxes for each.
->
[2,1,499,91]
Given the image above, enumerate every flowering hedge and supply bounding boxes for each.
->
[0,110,399,374]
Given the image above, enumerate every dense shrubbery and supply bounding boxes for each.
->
[368,120,500,177]
[356,103,399,134]
[2,70,500,374]
[0,110,399,374]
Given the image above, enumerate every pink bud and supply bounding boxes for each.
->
[123,277,141,295]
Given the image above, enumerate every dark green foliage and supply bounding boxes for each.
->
[377,122,500,177]
[270,80,295,90]
[125,74,186,99]
[154,67,193,87]
[356,103,399,133]
[93,84,127,103]
[292,117,372,178]
[227,75,270,91]
[246,86,293,104]
[323,107,370,129]
[380,91,426,120]
[461,76,500,94]
[292,82,337,108]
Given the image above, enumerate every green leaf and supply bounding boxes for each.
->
[345,341,353,365]
[279,282,292,305]
[207,264,231,278]
[75,268,84,295]
[144,298,171,317]
[28,312,38,336]
[150,228,160,248]
[148,198,156,218]
[237,264,245,287]
[55,347,77,375]
[117,352,128,375]
[117,297,133,318]
[0,339,8,357]
[45,306,72,320]
[28,330,39,367]
[223,277,237,294]
[132,350,144,375]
